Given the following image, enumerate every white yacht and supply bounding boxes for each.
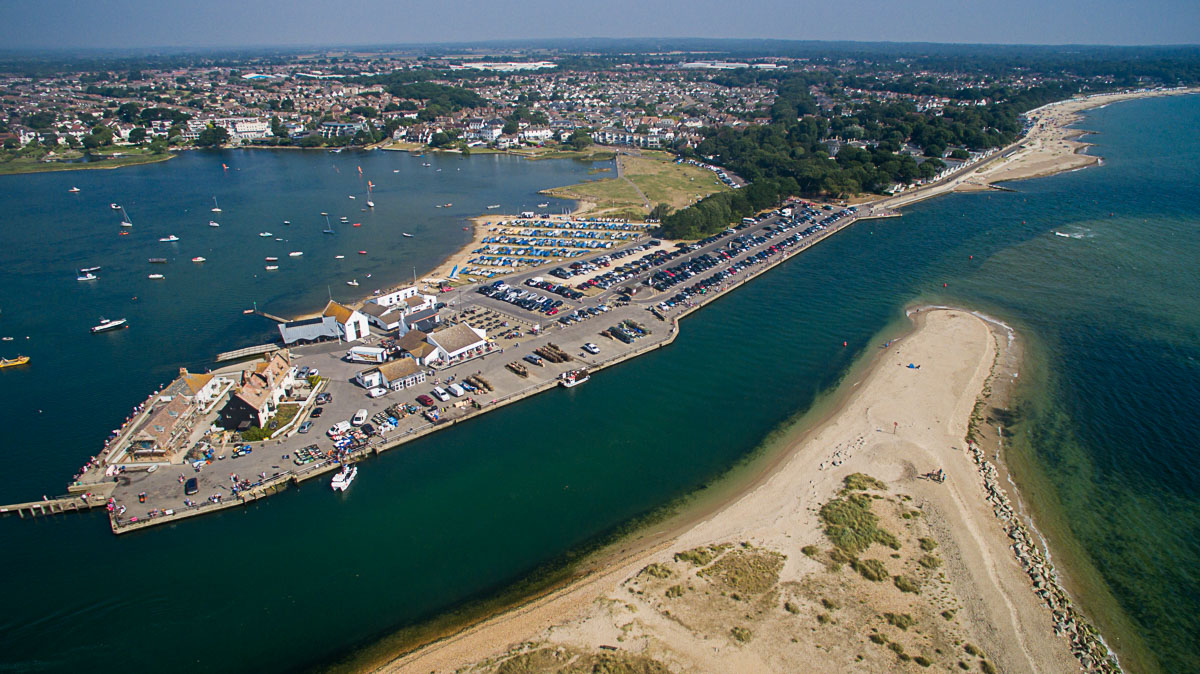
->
[259,232,272,237]
[77,271,98,281]
[91,317,128,333]
[331,465,357,491]
[159,235,180,242]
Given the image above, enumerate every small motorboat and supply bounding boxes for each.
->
[0,355,30,368]
[265,265,279,271]
[335,255,345,259]
[77,271,98,281]
[110,203,121,210]
[348,195,356,199]
[357,250,367,255]
[148,257,167,263]
[283,220,291,225]
[320,211,328,216]
[265,256,279,262]
[289,251,303,257]
[259,232,272,237]
[346,279,359,286]
[487,204,501,209]
[402,233,413,238]
[537,203,549,208]
[118,231,130,236]
[148,274,165,280]
[209,220,220,227]
[160,235,180,242]
[80,266,101,273]
[192,257,206,263]
[331,464,357,491]
[352,222,361,227]
[69,187,80,193]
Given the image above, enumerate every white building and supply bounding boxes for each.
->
[355,359,427,391]
[322,300,370,342]
[427,323,489,363]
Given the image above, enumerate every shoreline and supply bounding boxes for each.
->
[381,308,1086,673]
[362,89,1199,672]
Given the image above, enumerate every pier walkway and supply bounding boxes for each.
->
[216,343,280,362]
[1,482,113,518]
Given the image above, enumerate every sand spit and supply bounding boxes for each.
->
[380,309,1085,673]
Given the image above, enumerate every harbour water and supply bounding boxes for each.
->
[0,96,1197,672]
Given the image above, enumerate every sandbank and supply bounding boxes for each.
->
[379,309,1080,673]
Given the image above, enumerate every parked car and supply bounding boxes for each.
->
[351,409,368,426]
[310,406,324,418]
[582,342,600,354]
[361,423,376,436]
[298,421,312,434]
[297,366,310,377]
[308,368,320,378]
[416,394,436,407]
[431,387,451,402]
[184,477,198,495]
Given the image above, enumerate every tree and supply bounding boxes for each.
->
[195,125,230,147]
[649,203,672,221]
[117,102,140,124]
[149,137,168,154]
[270,116,287,138]
[128,127,147,144]
[502,120,519,135]
[568,129,592,151]
[298,133,324,148]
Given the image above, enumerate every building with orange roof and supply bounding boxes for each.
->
[322,300,370,342]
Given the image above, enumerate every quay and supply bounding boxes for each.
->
[0,486,112,519]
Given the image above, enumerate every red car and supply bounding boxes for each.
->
[416,394,436,407]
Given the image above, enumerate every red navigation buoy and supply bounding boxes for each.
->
[969,255,974,260]
[843,341,848,347]
[943,283,948,288]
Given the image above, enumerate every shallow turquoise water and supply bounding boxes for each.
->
[0,97,1196,672]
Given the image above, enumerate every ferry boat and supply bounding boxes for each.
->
[77,271,98,281]
[148,273,165,280]
[0,355,29,368]
[559,369,590,388]
[331,464,357,491]
[91,317,128,333]
[192,257,206,263]
[159,235,180,242]
[208,220,220,227]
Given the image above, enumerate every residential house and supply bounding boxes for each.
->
[218,350,296,430]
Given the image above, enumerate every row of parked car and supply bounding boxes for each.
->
[478,280,568,316]
[524,277,584,300]
[556,303,612,327]
[547,241,661,280]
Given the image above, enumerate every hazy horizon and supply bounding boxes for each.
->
[2,0,1198,51]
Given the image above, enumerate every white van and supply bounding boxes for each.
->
[327,421,352,437]
[351,409,368,426]
[431,386,451,402]
[447,383,465,397]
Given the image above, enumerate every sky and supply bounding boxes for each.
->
[1,0,1197,50]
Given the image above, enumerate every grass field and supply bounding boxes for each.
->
[541,151,729,218]
[0,148,174,175]
[619,154,728,210]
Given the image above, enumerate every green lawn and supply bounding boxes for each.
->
[0,148,174,175]
[620,155,729,210]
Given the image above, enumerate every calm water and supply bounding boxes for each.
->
[0,97,1197,673]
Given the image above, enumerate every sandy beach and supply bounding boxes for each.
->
[379,309,1079,673]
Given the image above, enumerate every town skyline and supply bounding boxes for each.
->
[2,0,1199,50]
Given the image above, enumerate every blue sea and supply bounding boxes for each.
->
[0,96,1196,672]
